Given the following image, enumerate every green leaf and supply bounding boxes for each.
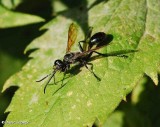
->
[0,5,44,28]
[0,0,21,9]
[2,0,160,127]
[0,50,25,89]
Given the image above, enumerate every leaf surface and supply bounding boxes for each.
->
[3,0,160,127]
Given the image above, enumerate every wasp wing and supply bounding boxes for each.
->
[66,23,78,53]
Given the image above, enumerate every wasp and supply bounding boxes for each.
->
[37,23,113,93]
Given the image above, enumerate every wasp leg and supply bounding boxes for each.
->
[81,60,101,81]
[78,41,85,52]
[61,72,66,86]
[61,64,70,86]
[85,27,93,40]
[92,51,128,58]
[53,73,56,85]
[78,27,93,52]
[86,62,93,70]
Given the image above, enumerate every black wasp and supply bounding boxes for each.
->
[36,23,111,93]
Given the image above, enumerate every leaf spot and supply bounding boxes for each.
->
[71,105,76,109]
[76,99,80,102]
[29,93,39,105]
[67,91,73,96]
[76,117,80,120]
[87,100,92,107]
[29,109,33,112]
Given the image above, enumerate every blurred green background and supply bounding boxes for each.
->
[0,0,160,127]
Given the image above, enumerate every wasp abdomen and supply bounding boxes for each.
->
[89,32,106,48]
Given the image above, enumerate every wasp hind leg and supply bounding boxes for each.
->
[92,51,128,58]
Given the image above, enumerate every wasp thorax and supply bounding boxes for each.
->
[63,53,74,63]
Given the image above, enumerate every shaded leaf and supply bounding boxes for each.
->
[0,5,44,28]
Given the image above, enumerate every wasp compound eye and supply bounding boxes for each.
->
[54,60,64,66]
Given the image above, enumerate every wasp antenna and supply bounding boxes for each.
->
[36,73,52,82]
[44,70,57,94]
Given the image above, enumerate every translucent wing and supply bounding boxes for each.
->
[66,23,77,53]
